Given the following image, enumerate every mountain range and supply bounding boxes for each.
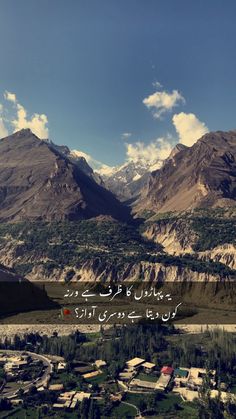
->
[96,143,188,202]
[1,128,236,223]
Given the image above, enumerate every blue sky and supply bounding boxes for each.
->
[0,0,236,168]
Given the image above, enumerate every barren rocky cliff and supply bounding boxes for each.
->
[134,130,236,215]
[0,129,130,222]
[0,215,235,286]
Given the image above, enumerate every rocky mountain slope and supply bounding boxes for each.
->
[134,131,236,215]
[100,161,152,201]
[0,218,234,283]
[142,207,236,269]
[0,219,235,316]
[0,129,130,222]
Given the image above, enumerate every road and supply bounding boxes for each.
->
[0,350,53,399]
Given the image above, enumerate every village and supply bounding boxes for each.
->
[1,348,236,417]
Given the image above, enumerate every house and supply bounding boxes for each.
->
[4,357,28,373]
[174,368,189,387]
[128,379,157,391]
[94,360,106,368]
[82,370,102,379]
[4,362,20,371]
[57,362,67,372]
[48,384,64,391]
[155,374,171,390]
[73,392,91,402]
[142,362,156,374]
[126,357,145,371]
[173,367,216,391]
[53,403,65,410]
[73,362,94,375]
[58,391,76,403]
[187,368,216,390]
[173,388,236,404]
[118,371,134,381]
[53,390,90,409]
[74,366,94,375]
[161,366,174,376]
[174,368,189,379]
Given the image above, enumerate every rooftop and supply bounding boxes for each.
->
[83,370,101,379]
[48,384,64,391]
[129,379,157,389]
[53,404,65,409]
[142,362,156,369]
[94,360,106,368]
[161,366,174,375]
[74,392,91,401]
[59,391,76,400]
[155,373,171,389]
[126,357,145,368]
[174,368,189,378]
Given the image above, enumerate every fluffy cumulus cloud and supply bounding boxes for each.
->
[4,90,17,103]
[125,137,173,167]
[12,103,48,139]
[172,112,209,146]
[4,91,49,139]
[0,118,8,138]
[143,89,185,118]
[0,103,8,138]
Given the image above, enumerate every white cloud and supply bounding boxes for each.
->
[0,103,8,138]
[172,112,208,146]
[125,137,173,167]
[95,164,116,176]
[0,118,8,138]
[121,132,132,140]
[4,91,17,103]
[143,89,185,118]
[11,102,49,139]
[2,91,49,139]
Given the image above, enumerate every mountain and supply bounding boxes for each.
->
[49,142,104,185]
[166,143,187,161]
[0,129,130,222]
[98,145,188,202]
[134,130,236,215]
[98,159,164,201]
[69,149,104,185]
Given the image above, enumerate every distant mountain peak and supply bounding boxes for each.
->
[98,143,186,201]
